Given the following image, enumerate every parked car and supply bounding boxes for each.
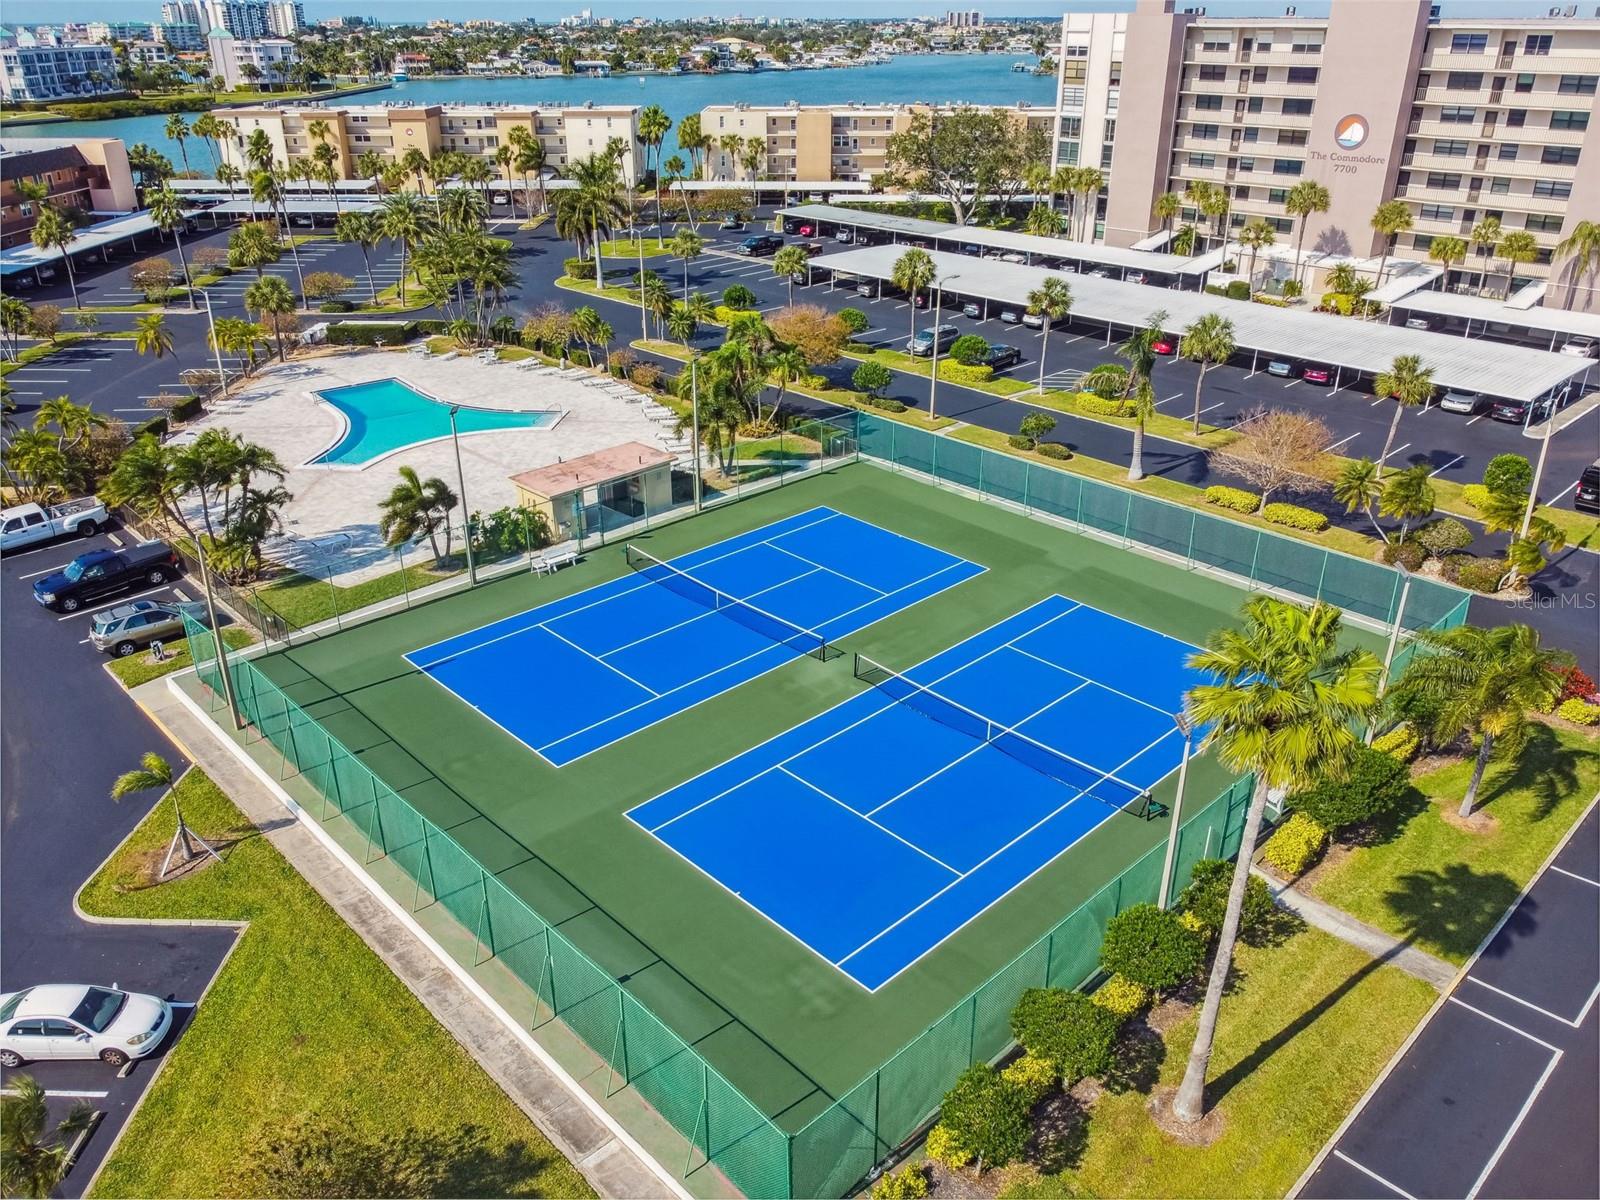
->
[1575,459,1600,515]
[1301,363,1333,385]
[981,344,1022,370]
[1151,337,1176,356]
[999,252,1027,264]
[719,216,746,231]
[1266,358,1297,377]
[0,984,173,1069]
[1126,271,1149,285]
[834,229,854,244]
[1560,336,1598,359]
[0,496,106,551]
[89,598,214,657]
[907,324,960,357]
[801,241,826,257]
[32,542,180,613]
[999,309,1022,324]
[1403,314,1440,331]
[736,234,783,256]
[961,300,983,319]
[1021,310,1045,329]
[795,223,815,237]
[1088,268,1112,279]
[1439,388,1486,414]
[1490,391,1565,424]
[855,280,876,298]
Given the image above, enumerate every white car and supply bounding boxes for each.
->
[1439,389,1485,415]
[1560,336,1598,359]
[0,984,173,1068]
[1021,310,1046,328]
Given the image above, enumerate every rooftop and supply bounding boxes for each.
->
[1389,288,1600,344]
[0,210,156,276]
[511,442,674,499]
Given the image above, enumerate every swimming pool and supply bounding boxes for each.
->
[309,378,559,467]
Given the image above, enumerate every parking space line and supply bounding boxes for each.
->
[1196,400,1225,416]
[1429,454,1465,477]
[1379,442,1410,466]
[1156,392,1185,408]
[1465,1049,1564,1200]
[1332,1151,1416,1199]
[1324,433,1361,453]
[1283,378,1302,389]
[1370,394,1389,407]
[55,583,172,619]
[20,561,74,579]
[1549,864,1600,887]
[0,1088,110,1099]
[1447,996,1562,1051]
[1466,977,1590,1028]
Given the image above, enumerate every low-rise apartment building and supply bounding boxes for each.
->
[699,102,1053,184]
[0,137,138,247]
[207,29,298,91]
[1055,0,1598,307]
[214,102,642,185]
[0,42,118,102]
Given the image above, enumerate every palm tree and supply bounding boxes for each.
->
[1496,230,1539,298]
[192,111,225,178]
[378,465,457,562]
[1,1074,95,1199]
[1374,354,1435,473]
[639,103,673,213]
[1554,219,1600,310]
[215,161,243,213]
[133,313,175,362]
[1333,457,1387,541]
[112,749,222,872]
[571,306,613,372]
[1074,168,1103,241]
[1153,191,1181,243]
[1025,205,1065,237]
[561,152,628,284]
[514,137,547,216]
[891,247,936,340]
[1285,180,1332,289]
[1469,216,1501,295]
[1394,625,1570,816]
[639,271,673,340]
[1427,235,1468,289]
[766,344,809,428]
[398,147,430,196]
[665,298,699,347]
[0,296,30,361]
[1178,312,1235,434]
[147,185,196,308]
[669,227,704,296]
[30,208,80,308]
[249,168,304,295]
[244,274,297,360]
[1369,199,1413,289]
[1083,309,1166,481]
[3,428,70,501]
[1026,277,1073,395]
[1172,597,1381,1125]
[771,245,811,305]
[335,210,381,303]
[1477,490,1569,591]
[33,395,107,452]
[164,112,192,174]
[494,144,517,220]
[378,192,429,305]
[227,219,280,279]
[1380,463,1435,544]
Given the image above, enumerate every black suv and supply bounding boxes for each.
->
[982,344,1023,370]
[32,542,180,612]
[736,234,783,256]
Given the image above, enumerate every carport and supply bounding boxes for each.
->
[0,211,162,286]
[817,244,1593,404]
[1389,286,1600,354]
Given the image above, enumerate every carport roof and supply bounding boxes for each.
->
[778,203,1218,276]
[1390,288,1600,341]
[0,211,157,276]
[673,180,873,192]
[207,199,382,216]
[821,245,1592,402]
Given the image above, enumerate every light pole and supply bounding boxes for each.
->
[1157,712,1195,909]
[447,405,478,585]
[201,287,228,399]
[193,534,241,731]
[1520,383,1575,539]
[927,272,961,422]
[690,355,703,513]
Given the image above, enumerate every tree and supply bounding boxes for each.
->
[1178,312,1235,434]
[1081,309,1167,481]
[335,210,381,303]
[853,359,893,401]
[164,112,192,174]
[1394,624,1570,816]
[1212,406,1330,509]
[514,136,548,216]
[1374,354,1435,474]
[638,270,673,339]
[1379,464,1436,543]
[378,465,457,563]
[30,208,80,308]
[767,304,849,367]
[1237,219,1275,287]
[1554,219,1600,310]
[570,305,613,371]
[301,271,354,302]
[1470,217,1502,295]
[882,107,1047,227]
[1024,204,1064,237]
[1427,234,1468,285]
[133,313,175,362]
[1153,191,1181,241]
[1172,597,1381,1123]
[557,152,628,284]
[1477,490,1569,591]
[244,274,297,361]
[1496,231,1539,298]
[1017,412,1056,449]
[669,227,704,296]
[1333,457,1387,541]
[639,103,673,210]
[147,185,196,308]
[228,220,281,279]
[0,296,30,361]
[771,245,811,305]
[1285,180,1332,288]
[1369,199,1412,288]
[891,247,936,341]
[1009,988,1121,1083]
[111,751,219,874]
[378,192,429,305]
[29,303,63,345]
[1026,277,1072,395]
[249,167,305,294]
[128,257,176,299]
[0,1075,95,1199]
[937,1066,1031,1175]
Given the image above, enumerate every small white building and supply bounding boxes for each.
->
[207,27,296,90]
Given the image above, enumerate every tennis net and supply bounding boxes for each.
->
[855,653,1153,817]
[624,544,835,661]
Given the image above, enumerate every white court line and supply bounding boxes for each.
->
[1466,976,1598,1028]
[1332,1151,1416,1199]
[1324,433,1360,453]
[595,565,824,659]
[1430,454,1465,477]
[768,541,887,596]
[536,622,662,696]
[1008,644,1178,718]
[1549,864,1600,887]
[779,766,961,875]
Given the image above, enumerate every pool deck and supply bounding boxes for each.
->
[178,349,678,584]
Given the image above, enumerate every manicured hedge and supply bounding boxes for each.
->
[1460,482,1491,510]
[1261,501,1330,532]
[836,307,870,334]
[326,320,416,346]
[1204,485,1260,514]
[864,395,907,412]
[1260,812,1327,878]
[1291,744,1410,831]
[1073,391,1135,417]
[1452,557,1508,593]
[318,299,355,313]
[1098,903,1206,992]
[1036,442,1070,460]
[563,256,595,281]
[936,360,994,385]
[1556,698,1600,726]
[1371,723,1421,761]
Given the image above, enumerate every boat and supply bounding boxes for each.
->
[1011,61,1032,72]
[391,70,409,81]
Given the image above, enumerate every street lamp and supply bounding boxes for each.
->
[1520,382,1579,539]
[690,355,703,513]
[928,271,961,422]
[1157,711,1195,910]
[201,287,228,399]
[446,405,478,585]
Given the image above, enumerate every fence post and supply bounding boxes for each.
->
[1023,460,1032,512]
[1315,552,1328,602]
[1186,510,1198,568]
[1247,530,1262,589]
[1122,490,1134,546]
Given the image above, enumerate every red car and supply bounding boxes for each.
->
[797,223,814,236]
[1151,337,1176,355]
[1301,364,1333,385]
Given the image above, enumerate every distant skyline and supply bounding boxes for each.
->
[0,0,1584,28]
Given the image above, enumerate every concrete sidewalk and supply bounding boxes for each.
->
[132,675,679,1200]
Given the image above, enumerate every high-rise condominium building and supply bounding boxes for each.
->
[167,1,304,39]
[1054,0,1598,306]
[214,102,643,185]
[699,102,1052,184]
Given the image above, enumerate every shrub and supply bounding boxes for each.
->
[937,360,994,385]
[1371,722,1421,762]
[562,256,595,281]
[1177,858,1277,939]
[949,334,989,365]
[1225,279,1251,301]
[1291,743,1410,831]
[1557,666,1597,703]
[872,1164,931,1200]
[318,299,354,313]
[1090,974,1151,1023]
[301,271,354,301]
[1008,434,1032,449]
[721,284,757,309]
[1415,517,1474,559]
[1036,442,1070,460]
[853,360,894,398]
[1178,910,1208,938]
[128,256,175,296]
[192,246,229,270]
[1453,557,1508,593]
[1380,540,1427,570]
[1460,482,1491,510]
[924,1124,970,1171]
[937,1065,1030,1173]
[629,362,663,390]
[713,304,759,325]
[325,320,416,347]
[1204,485,1261,514]
[1074,391,1135,417]
[837,306,870,334]
[1483,453,1533,497]
[1262,502,1330,532]
[1321,291,1355,316]
[1253,294,1291,308]
[1000,1052,1058,1105]
[1260,812,1328,878]
[1009,989,1121,1084]
[866,395,908,412]
[1557,699,1600,726]
[1018,412,1056,448]
[1099,903,1206,992]
[1282,279,1303,299]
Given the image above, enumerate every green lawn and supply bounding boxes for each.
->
[1001,927,1436,1200]
[106,627,254,689]
[80,770,593,1200]
[253,560,459,630]
[598,237,672,258]
[1308,724,1600,963]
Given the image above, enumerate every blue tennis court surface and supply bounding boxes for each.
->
[628,596,1209,991]
[405,507,984,765]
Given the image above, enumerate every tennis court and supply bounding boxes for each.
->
[629,594,1208,991]
[405,506,984,765]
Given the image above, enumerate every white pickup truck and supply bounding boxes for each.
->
[0,497,108,551]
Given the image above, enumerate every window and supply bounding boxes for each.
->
[1286,66,1319,84]
[1421,204,1454,220]
[1189,153,1216,168]
[1433,138,1469,156]
[1104,118,1117,142]
[1252,65,1268,83]
[1059,116,1082,138]
[1541,145,1580,165]
[1532,180,1572,199]
[1551,110,1590,130]
[1439,105,1476,123]
[1282,97,1314,115]
[1268,187,1289,204]
[1061,85,1086,108]
[1490,176,1511,193]
[1278,130,1307,146]
[1412,233,1435,250]
[1498,143,1519,160]
[1426,172,1462,188]
[1238,157,1255,172]
[1268,216,1294,235]
[1197,64,1226,81]
[1247,96,1264,113]
[1526,213,1562,232]
[1447,71,1483,89]
[1191,123,1220,139]
[1202,37,1231,52]
[1291,35,1322,53]
[1559,75,1597,95]
[1243,127,1260,142]
[1523,34,1552,55]
[1273,158,1303,175]
[1450,33,1487,53]
[1195,93,1223,111]
[1515,72,1535,93]
[1058,140,1079,165]
[1506,108,1526,127]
